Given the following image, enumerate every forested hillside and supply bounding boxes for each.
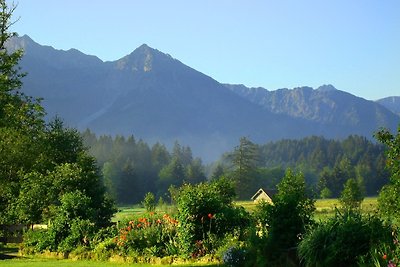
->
[215,135,389,198]
[82,131,389,203]
[257,135,389,196]
[82,130,207,204]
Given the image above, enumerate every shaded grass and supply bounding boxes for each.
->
[0,258,221,266]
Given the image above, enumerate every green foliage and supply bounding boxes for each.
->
[0,1,46,224]
[375,126,400,220]
[339,178,364,210]
[298,210,392,267]
[252,169,315,265]
[257,135,388,196]
[230,137,260,199]
[142,192,156,212]
[320,187,332,199]
[175,177,250,256]
[360,229,400,267]
[114,212,179,257]
[0,2,115,227]
[82,132,206,205]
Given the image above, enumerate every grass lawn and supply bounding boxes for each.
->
[0,245,219,267]
[112,205,146,222]
[114,197,379,222]
[314,197,378,220]
[0,258,221,267]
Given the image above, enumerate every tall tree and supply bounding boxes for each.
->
[0,1,115,225]
[231,137,259,199]
[339,178,364,210]
[0,0,45,223]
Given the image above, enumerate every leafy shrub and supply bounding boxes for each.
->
[22,190,103,254]
[175,177,250,256]
[298,209,392,267]
[93,238,118,261]
[142,192,156,212]
[58,219,95,253]
[252,170,315,265]
[113,212,179,257]
[340,178,364,210]
[22,229,53,254]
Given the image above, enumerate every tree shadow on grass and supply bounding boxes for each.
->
[0,244,19,260]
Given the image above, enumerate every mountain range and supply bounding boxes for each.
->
[7,35,400,161]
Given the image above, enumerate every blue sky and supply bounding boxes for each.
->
[12,0,400,100]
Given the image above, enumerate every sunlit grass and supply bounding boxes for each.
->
[313,197,378,220]
[112,204,178,222]
[114,197,379,222]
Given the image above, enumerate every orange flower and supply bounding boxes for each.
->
[138,217,147,223]
[383,254,388,260]
[156,219,162,224]
[137,223,142,228]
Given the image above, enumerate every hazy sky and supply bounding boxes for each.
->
[12,0,400,100]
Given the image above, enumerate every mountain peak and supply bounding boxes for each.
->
[115,44,174,72]
[136,43,151,50]
[317,84,337,92]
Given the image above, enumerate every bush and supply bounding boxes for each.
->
[22,229,53,254]
[340,178,364,210]
[58,219,95,253]
[252,170,315,265]
[113,212,179,257]
[298,209,392,267]
[175,178,250,256]
[93,238,118,261]
[142,192,156,212]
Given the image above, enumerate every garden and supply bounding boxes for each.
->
[1,0,400,266]
[2,163,400,267]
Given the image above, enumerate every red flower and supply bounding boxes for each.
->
[208,213,214,219]
[383,254,387,260]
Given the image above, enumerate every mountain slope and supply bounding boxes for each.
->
[8,36,317,160]
[225,84,399,137]
[377,96,400,116]
[6,35,400,160]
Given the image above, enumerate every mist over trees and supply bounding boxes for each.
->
[81,130,207,204]
[80,132,389,204]
[216,135,389,199]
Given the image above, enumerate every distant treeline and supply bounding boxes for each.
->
[218,135,389,198]
[82,131,389,204]
[258,135,389,196]
[82,130,207,204]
